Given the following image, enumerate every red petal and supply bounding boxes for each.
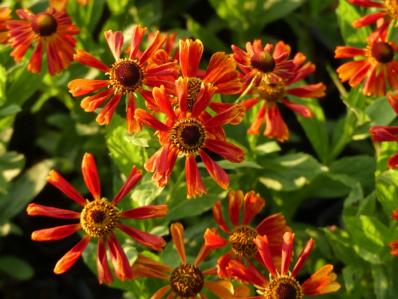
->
[388,152,398,169]
[112,166,142,205]
[96,94,122,125]
[254,235,277,276]
[121,204,168,219]
[369,126,398,142]
[292,238,314,277]
[228,190,244,227]
[171,222,186,263]
[200,151,229,190]
[185,155,206,198]
[179,39,203,77]
[205,104,245,127]
[74,49,109,72]
[54,236,90,274]
[264,104,289,142]
[287,83,326,99]
[212,201,230,233]
[205,139,244,163]
[27,42,42,73]
[104,30,124,60]
[129,25,146,59]
[81,153,101,200]
[152,85,176,121]
[139,30,166,63]
[26,203,80,219]
[68,79,109,97]
[32,224,81,241]
[47,170,86,206]
[282,99,314,118]
[97,238,113,284]
[334,46,365,58]
[126,93,141,133]
[242,191,265,225]
[301,264,341,295]
[352,12,386,28]
[281,232,294,275]
[135,109,169,131]
[117,224,166,251]
[204,228,228,249]
[107,233,133,281]
[248,104,266,135]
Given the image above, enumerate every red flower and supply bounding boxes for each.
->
[245,49,325,142]
[136,77,245,198]
[0,7,11,44]
[347,0,398,29]
[7,4,79,75]
[226,232,341,298]
[335,33,398,96]
[68,27,179,133]
[132,223,238,298]
[369,125,398,168]
[204,190,290,277]
[27,153,167,284]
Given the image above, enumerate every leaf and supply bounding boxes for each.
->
[214,160,262,170]
[0,64,6,105]
[376,170,398,217]
[255,141,281,155]
[372,265,390,299]
[0,256,34,280]
[344,215,392,264]
[186,17,227,52]
[258,153,323,191]
[0,160,53,223]
[0,105,21,117]
[130,0,162,27]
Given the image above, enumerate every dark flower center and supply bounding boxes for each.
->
[170,118,206,155]
[266,276,303,299]
[250,52,275,73]
[80,198,120,238]
[256,79,285,102]
[187,77,202,111]
[170,264,204,297]
[229,226,258,258]
[31,13,58,36]
[109,59,143,93]
[371,42,395,63]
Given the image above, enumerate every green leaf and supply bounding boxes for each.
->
[0,64,6,105]
[344,215,392,264]
[106,0,129,14]
[0,256,34,280]
[255,141,281,155]
[0,160,53,223]
[258,153,323,191]
[130,0,162,27]
[376,170,398,217]
[372,265,390,299]
[336,0,371,46]
[186,17,227,52]
[0,105,21,117]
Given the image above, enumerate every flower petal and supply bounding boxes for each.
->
[112,166,142,205]
[68,79,109,97]
[97,238,112,284]
[122,205,168,219]
[26,203,80,219]
[205,139,244,163]
[104,30,124,60]
[291,238,315,277]
[170,222,186,264]
[74,49,110,72]
[212,201,231,233]
[185,155,206,198]
[107,233,133,281]
[31,224,81,241]
[135,109,170,131]
[200,150,229,190]
[281,232,294,275]
[118,224,166,251]
[302,264,341,295]
[54,236,90,274]
[179,39,203,77]
[204,228,228,249]
[204,280,234,298]
[81,153,101,200]
[242,191,265,225]
[47,170,86,206]
[254,235,277,276]
[228,190,244,227]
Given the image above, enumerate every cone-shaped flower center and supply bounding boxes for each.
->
[170,118,206,155]
[80,198,120,238]
[187,77,202,111]
[170,264,204,297]
[256,80,285,102]
[109,59,143,93]
[265,275,303,299]
[371,41,395,63]
[229,225,258,258]
[251,52,275,73]
[385,0,398,19]
[31,13,58,36]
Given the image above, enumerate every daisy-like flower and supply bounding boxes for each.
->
[347,0,398,29]
[7,4,79,75]
[226,232,341,298]
[179,39,242,111]
[136,78,245,198]
[0,7,11,44]
[246,51,325,142]
[68,28,179,133]
[335,33,398,96]
[27,153,167,284]
[369,125,398,168]
[204,190,290,277]
[231,40,295,88]
[132,222,238,298]
[390,208,398,255]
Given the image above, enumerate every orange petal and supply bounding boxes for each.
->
[54,236,90,274]
[292,238,314,277]
[118,224,166,251]
[47,170,86,206]
[27,203,80,219]
[170,222,186,264]
[112,166,142,205]
[204,280,234,298]
[200,151,229,190]
[97,238,113,284]
[104,30,124,60]
[129,25,147,59]
[264,104,289,142]
[185,155,206,198]
[228,190,244,227]
[68,79,109,97]
[254,235,277,276]
[281,232,294,275]
[212,201,231,233]
[302,264,341,295]
[205,139,244,163]
[74,49,109,72]
[204,228,228,249]
[179,39,203,77]
[107,233,133,281]
[81,153,101,200]
[122,204,168,219]
[242,191,265,225]
[32,224,81,241]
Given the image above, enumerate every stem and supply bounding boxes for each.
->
[235,79,255,103]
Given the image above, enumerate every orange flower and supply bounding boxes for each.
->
[335,33,398,96]
[204,190,290,278]
[132,223,237,298]
[68,27,179,133]
[7,5,79,75]
[232,40,295,87]
[0,7,11,44]
[226,232,341,298]
[390,208,398,256]
[136,78,245,198]
[369,125,398,168]
[27,153,167,284]
[246,50,325,142]
[347,0,398,30]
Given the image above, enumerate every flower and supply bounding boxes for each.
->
[335,33,398,96]
[347,0,398,29]
[369,125,398,168]
[231,40,295,87]
[390,208,398,256]
[27,153,167,284]
[136,77,245,198]
[0,7,11,44]
[7,4,79,75]
[245,50,325,142]
[204,190,290,277]
[179,39,242,110]
[226,232,341,298]
[68,27,179,133]
[132,223,238,298]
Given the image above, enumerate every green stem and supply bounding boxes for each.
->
[235,79,255,103]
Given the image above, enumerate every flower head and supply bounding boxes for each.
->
[7,4,79,75]
[204,190,290,277]
[27,153,167,284]
[245,49,325,142]
[335,33,398,96]
[369,125,398,168]
[132,223,237,298]
[226,232,341,298]
[136,77,245,198]
[68,27,179,133]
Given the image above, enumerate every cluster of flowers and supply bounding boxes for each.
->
[334,0,398,258]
